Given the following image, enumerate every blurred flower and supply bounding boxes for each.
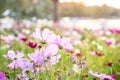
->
[106,62,112,67]
[76,53,82,57]
[20,37,28,42]
[53,36,73,52]
[0,72,7,80]
[33,28,55,44]
[0,35,15,43]
[118,59,120,63]
[3,50,25,70]
[27,41,37,48]
[89,70,99,77]
[1,44,10,49]
[28,44,60,66]
[110,74,116,79]
[90,51,104,56]
[3,50,24,60]
[109,29,120,34]
[89,70,113,80]
[71,56,77,62]
[106,41,112,46]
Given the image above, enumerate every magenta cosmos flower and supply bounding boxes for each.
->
[27,41,37,48]
[105,41,112,46]
[0,72,7,80]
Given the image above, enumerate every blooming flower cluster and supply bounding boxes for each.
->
[3,28,74,79]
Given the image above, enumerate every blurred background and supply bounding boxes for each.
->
[0,0,120,29]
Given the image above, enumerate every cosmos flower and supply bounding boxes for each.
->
[20,37,28,42]
[28,44,60,67]
[52,36,73,52]
[106,62,112,67]
[90,51,104,56]
[0,35,15,43]
[76,53,82,57]
[27,41,37,48]
[89,70,113,80]
[105,41,112,46]
[109,29,120,34]
[3,50,25,70]
[3,50,24,60]
[0,72,7,80]
[33,28,56,44]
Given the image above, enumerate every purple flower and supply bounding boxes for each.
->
[28,44,60,67]
[0,72,7,80]
[18,58,34,71]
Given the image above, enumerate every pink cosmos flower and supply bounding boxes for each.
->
[8,59,20,69]
[27,41,37,48]
[3,50,24,69]
[20,37,28,42]
[3,50,24,60]
[33,28,56,44]
[89,70,114,80]
[0,72,7,80]
[109,29,120,34]
[28,44,60,66]
[105,41,112,46]
[0,35,15,43]
[52,36,73,52]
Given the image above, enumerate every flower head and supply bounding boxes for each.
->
[27,41,37,48]
[0,72,7,80]
[106,62,112,67]
[3,50,24,60]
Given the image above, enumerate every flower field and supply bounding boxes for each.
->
[0,18,120,80]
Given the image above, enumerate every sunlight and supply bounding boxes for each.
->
[59,0,120,9]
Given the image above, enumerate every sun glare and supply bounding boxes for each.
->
[59,0,120,9]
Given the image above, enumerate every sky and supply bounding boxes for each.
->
[59,0,120,9]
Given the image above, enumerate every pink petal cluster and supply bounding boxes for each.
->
[28,44,60,66]
[0,35,15,43]
[0,72,7,80]
[89,70,115,80]
[109,29,120,34]
[105,41,112,46]
[33,28,73,52]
